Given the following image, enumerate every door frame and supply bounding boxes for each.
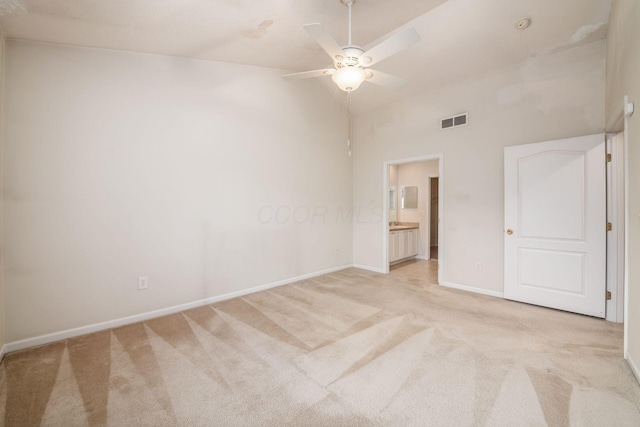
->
[606,132,625,323]
[382,153,443,282]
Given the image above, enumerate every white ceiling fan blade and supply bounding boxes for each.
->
[282,69,335,81]
[359,27,420,67]
[365,69,408,90]
[304,23,345,61]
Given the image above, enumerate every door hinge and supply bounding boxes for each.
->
[606,153,612,163]
[606,291,612,300]
[607,222,613,231]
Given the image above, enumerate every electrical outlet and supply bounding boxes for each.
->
[475,263,482,272]
[138,276,148,290]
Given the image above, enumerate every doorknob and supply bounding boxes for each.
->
[506,229,514,235]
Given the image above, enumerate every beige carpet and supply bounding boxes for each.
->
[0,260,639,426]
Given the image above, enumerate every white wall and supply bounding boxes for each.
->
[1,40,352,343]
[353,40,606,294]
[396,161,439,257]
[605,0,640,378]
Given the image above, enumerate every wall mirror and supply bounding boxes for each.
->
[402,186,418,209]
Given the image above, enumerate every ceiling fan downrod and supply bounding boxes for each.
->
[344,0,353,46]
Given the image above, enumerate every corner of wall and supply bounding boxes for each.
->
[0,28,6,358]
[627,351,640,385]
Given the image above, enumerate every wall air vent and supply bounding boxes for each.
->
[440,113,468,130]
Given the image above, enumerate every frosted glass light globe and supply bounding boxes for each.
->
[332,66,366,92]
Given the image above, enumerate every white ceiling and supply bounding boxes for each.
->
[0,0,612,112]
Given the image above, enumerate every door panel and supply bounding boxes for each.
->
[518,249,584,294]
[411,229,418,256]
[519,151,585,240]
[400,232,408,259]
[389,232,399,262]
[504,134,606,318]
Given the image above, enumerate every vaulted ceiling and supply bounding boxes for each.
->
[0,0,612,112]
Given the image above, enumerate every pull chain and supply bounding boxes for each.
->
[347,90,352,157]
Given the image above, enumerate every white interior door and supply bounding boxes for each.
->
[504,134,606,318]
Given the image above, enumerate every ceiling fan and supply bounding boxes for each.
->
[283,0,421,92]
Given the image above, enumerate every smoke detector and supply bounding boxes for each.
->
[516,17,532,30]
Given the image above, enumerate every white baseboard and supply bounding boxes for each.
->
[627,352,640,385]
[0,343,7,362]
[440,281,504,299]
[415,255,430,261]
[4,264,352,354]
[352,264,385,274]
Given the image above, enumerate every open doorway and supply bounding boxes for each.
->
[383,154,443,282]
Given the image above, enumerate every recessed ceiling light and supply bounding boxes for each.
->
[516,17,532,30]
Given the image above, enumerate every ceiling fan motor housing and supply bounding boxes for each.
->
[335,46,364,67]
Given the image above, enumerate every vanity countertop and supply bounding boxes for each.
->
[389,222,419,231]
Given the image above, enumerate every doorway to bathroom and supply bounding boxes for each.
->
[383,154,443,281]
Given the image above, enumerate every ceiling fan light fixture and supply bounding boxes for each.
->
[332,66,366,92]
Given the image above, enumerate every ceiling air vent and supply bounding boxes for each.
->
[440,113,468,130]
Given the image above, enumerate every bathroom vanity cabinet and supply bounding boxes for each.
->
[389,227,419,263]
